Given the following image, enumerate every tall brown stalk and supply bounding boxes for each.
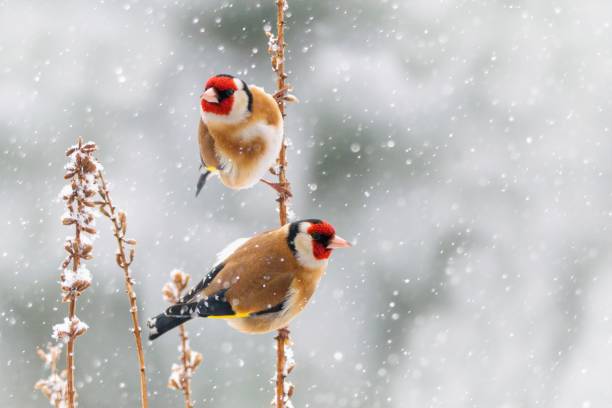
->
[163,270,203,408]
[266,0,295,406]
[96,171,149,408]
[56,137,100,408]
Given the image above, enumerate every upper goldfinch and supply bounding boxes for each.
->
[147,219,351,339]
[195,74,287,196]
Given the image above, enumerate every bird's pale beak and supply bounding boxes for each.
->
[202,88,219,103]
[327,235,352,249]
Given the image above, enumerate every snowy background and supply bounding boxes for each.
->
[2,0,612,407]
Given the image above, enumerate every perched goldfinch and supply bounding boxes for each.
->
[148,219,351,339]
[195,74,288,196]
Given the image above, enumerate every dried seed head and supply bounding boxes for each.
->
[283,94,299,103]
[162,282,178,303]
[52,316,89,343]
[115,253,124,268]
[61,267,92,296]
[167,364,183,390]
[82,226,97,235]
[171,269,190,292]
[191,351,203,370]
[118,211,127,231]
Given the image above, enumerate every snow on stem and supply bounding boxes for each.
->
[273,328,295,408]
[35,343,67,408]
[266,0,296,407]
[57,137,101,408]
[96,170,149,408]
[163,270,203,408]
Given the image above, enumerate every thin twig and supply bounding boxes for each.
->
[178,325,193,408]
[96,171,149,408]
[267,0,294,406]
[66,298,76,407]
[35,344,66,408]
[163,270,203,408]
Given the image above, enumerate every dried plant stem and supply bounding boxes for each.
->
[274,0,289,227]
[65,296,77,408]
[58,137,100,407]
[163,270,202,407]
[275,328,290,408]
[178,325,193,408]
[268,0,293,406]
[35,343,67,407]
[96,171,149,408]
[65,194,83,408]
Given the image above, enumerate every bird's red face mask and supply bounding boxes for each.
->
[201,76,238,116]
[308,221,351,260]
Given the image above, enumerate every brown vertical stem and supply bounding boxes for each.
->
[96,171,149,408]
[65,295,77,408]
[65,165,84,408]
[178,325,193,408]
[275,328,290,408]
[274,0,289,227]
[270,1,292,407]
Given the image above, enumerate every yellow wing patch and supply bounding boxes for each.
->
[208,312,250,319]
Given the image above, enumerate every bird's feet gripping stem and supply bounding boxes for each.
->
[261,179,292,201]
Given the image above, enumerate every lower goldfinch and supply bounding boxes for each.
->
[147,219,351,339]
[195,74,288,196]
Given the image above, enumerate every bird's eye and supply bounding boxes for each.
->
[217,88,235,101]
[311,233,322,241]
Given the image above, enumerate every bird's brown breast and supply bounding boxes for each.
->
[199,86,282,188]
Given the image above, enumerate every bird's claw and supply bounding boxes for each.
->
[261,179,292,200]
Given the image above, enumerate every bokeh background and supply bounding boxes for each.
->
[2,0,612,407]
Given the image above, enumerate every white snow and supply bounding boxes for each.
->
[61,266,92,291]
[52,316,89,342]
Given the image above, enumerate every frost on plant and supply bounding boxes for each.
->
[56,137,100,407]
[52,316,89,342]
[59,138,100,302]
[61,266,92,294]
[35,343,68,408]
[163,270,203,408]
[271,335,295,407]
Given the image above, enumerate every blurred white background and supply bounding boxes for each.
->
[2,0,612,407]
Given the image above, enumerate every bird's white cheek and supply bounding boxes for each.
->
[294,235,328,269]
[230,92,249,118]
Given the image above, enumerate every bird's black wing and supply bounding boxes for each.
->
[180,262,226,303]
[170,287,287,320]
[166,289,235,318]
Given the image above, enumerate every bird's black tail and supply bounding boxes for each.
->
[147,302,198,340]
[195,170,211,197]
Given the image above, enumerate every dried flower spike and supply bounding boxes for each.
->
[56,137,100,408]
[35,343,67,408]
[163,269,201,408]
[96,170,148,408]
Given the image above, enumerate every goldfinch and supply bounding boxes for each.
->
[195,74,288,196]
[147,219,351,339]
